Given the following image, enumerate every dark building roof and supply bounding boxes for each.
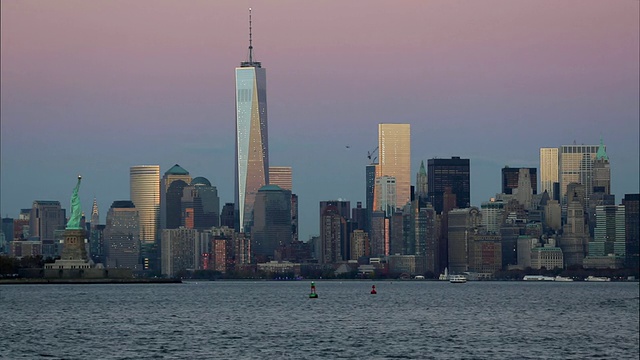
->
[164,164,189,176]
[110,200,135,209]
[191,177,211,187]
[259,184,284,192]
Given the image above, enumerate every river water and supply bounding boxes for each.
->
[1,281,638,359]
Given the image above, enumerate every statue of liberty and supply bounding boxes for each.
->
[66,175,83,229]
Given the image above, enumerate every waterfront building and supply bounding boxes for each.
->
[530,246,564,270]
[589,205,626,257]
[377,123,411,208]
[447,207,481,274]
[319,200,350,264]
[29,201,65,242]
[428,157,470,213]
[623,194,639,269]
[468,233,502,275]
[350,229,370,260]
[388,255,425,276]
[160,227,199,277]
[104,201,140,270]
[160,164,192,230]
[235,9,269,233]
[130,165,160,244]
[9,240,42,258]
[252,185,292,261]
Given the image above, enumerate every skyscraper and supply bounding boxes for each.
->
[130,165,160,244]
[160,164,191,230]
[593,138,611,194]
[428,157,470,213]
[540,147,559,201]
[29,201,65,242]
[235,9,269,233]
[377,124,411,208]
[375,176,397,216]
[251,185,292,261]
[623,194,639,269]
[268,166,292,191]
[501,167,537,195]
[559,143,601,205]
[416,160,428,203]
[181,177,220,229]
[319,200,350,264]
[104,200,140,270]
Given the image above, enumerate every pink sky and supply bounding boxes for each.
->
[2,0,638,239]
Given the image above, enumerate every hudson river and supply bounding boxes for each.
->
[1,281,638,359]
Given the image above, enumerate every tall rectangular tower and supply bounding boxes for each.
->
[268,166,292,191]
[130,165,160,244]
[235,9,269,233]
[501,167,537,195]
[559,144,600,205]
[427,157,470,213]
[540,148,559,200]
[377,124,411,209]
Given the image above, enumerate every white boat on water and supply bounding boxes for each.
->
[439,268,449,281]
[554,276,574,282]
[585,276,610,282]
[450,275,467,283]
[523,275,555,281]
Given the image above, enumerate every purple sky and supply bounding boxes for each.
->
[2,0,638,241]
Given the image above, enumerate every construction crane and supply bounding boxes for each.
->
[367,146,379,164]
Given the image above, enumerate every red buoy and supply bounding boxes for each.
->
[371,285,377,294]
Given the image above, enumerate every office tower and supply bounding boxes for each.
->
[375,176,397,216]
[252,185,292,261]
[514,168,534,209]
[351,202,367,231]
[235,9,269,233]
[89,224,105,264]
[377,124,411,208]
[130,165,160,244]
[559,191,588,267]
[540,148,559,201]
[350,229,370,260]
[1,217,13,242]
[589,205,625,257]
[365,163,377,233]
[559,143,601,205]
[416,160,428,204]
[415,204,438,274]
[29,201,66,242]
[319,200,350,264]
[389,211,404,255]
[447,207,481,274]
[291,194,299,242]
[544,200,562,232]
[161,227,199,277]
[623,194,639,269]
[104,201,140,270]
[467,233,502,274]
[269,166,292,191]
[160,164,192,230]
[181,177,220,229]
[502,167,537,195]
[593,138,610,194]
[369,211,387,257]
[90,198,99,229]
[428,157,470,213]
[481,200,504,234]
[220,203,235,228]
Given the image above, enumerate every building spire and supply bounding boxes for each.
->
[241,8,261,68]
[596,136,609,161]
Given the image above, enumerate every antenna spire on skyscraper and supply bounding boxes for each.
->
[249,7,253,64]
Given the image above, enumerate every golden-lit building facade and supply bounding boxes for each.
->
[377,124,411,209]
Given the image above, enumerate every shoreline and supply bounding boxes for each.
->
[0,278,182,285]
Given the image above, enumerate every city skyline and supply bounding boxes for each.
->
[1,1,639,241]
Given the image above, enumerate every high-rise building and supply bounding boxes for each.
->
[269,166,292,191]
[319,200,350,264]
[104,200,140,270]
[559,191,589,267]
[90,198,99,229]
[130,165,160,244]
[375,176,397,216]
[593,138,611,194]
[181,177,220,230]
[447,207,481,274]
[350,229,370,260]
[481,200,504,234]
[29,201,66,242]
[589,205,625,257]
[160,164,191,230]
[235,9,269,233]
[416,160,428,204]
[220,203,235,229]
[428,157,470,213]
[161,227,199,277]
[540,148,559,201]
[502,167,537,195]
[252,185,292,261]
[623,194,639,269]
[365,163,377,233]
[377,124,411,208]
[559,143,601,205]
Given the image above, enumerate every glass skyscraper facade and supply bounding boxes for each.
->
[377,124,411,209]
[540,147,559,200]
[559,144,600,205]
[130,165,160,245]
[235,13,269,233]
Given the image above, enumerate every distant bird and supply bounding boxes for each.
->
[345,145,351,149]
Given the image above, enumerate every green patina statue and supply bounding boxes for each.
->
[66,175,83,229]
